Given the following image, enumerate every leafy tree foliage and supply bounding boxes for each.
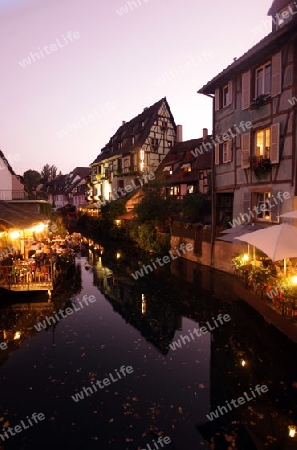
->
[41,164,58,180]
[23,169,41,196]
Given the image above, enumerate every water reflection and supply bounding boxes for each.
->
[87,242,297,450]
[0,262,82,363]
[0,240,296,449]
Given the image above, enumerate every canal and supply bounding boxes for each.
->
[0,241,296,450]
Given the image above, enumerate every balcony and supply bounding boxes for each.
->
[0,190,26,200]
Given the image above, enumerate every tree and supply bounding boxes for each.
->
[41,164,58,181]
[23,170,41,196]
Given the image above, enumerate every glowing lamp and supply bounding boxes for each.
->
[292,276,297,285]
[243,254,249,262]
[10,231,20,240]
[288,426,296,438]
[241,359,246,367]
[13,332,21,340]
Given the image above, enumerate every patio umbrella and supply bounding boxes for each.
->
[235,223,297,274]
[280,210,297,219]
[217,224,264,259]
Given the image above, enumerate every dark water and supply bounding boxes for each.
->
[0,242,296,450]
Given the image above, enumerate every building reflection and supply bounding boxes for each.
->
[0,260,82,364]
[92,252,181,355]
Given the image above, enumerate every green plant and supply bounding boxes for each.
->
[250,156,272,179]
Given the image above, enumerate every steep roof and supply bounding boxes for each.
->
[155,137,211,185]
[268,0,291,15]
[92,98,176,164]
[0,150,16,176]
[198,14,296,94]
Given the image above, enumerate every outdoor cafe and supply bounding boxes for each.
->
[229,220,297,320]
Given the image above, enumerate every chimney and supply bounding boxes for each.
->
[203,128,208,139]
[176,124,183,143]
[122,121,126,125]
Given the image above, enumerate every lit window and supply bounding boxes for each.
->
[256,63,271,96]
[255,192,272,220]
[255,128,270,158]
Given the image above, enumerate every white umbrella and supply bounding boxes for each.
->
[280,210,297,219]
[235,223,297,274]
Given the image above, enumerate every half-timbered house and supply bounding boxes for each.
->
[198,0,297,229]
[89,98,177,203]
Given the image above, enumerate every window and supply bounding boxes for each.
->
[223,85,229,107]
[170,186,179,196]
[131,136,135,146]
[255,127,270,158]
[151,137,159,146]
[187,185,194,194]
[118,141,122,150]
[255,62,271,96]
[222,141,229,163]
[215,81,233,110]
[167,141,172,148]
[215,140,232,164]
[254,192,272,220]
[276,6,293,29]
[241,123,280,167]
[117,159,122,171]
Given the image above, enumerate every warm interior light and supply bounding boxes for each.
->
[13,332,21,340]
[292,276,297,285]
[241,359,246,367]
[10,231,20,240]
[243,254,249,261]
[141,294,146,315]
[288,426,296,438]
[116,252,121,259]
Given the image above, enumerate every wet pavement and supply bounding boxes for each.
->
[0,242,296,450]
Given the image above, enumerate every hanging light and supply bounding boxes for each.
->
[288,426,296,438]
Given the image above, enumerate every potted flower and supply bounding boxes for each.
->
[250,156,272,180]
[251,94,271,110]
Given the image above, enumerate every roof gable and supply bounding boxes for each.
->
[92,97,176,165]
[268,0,292,15]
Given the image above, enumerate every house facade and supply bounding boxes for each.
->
[0,151,25,200]
[43,167,90,209]
[155,128,212,199]
[198,0,297,229]
[89,97,177,203]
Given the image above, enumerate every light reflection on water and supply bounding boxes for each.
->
[0,242,296,449]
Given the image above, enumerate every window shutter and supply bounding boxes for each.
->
[270,123,280,164]
[242,71,251,110]
[228,80,233,105]
[215,88,220,111]
[226,140,232,162]
[243,191,250,219]
[215,143,220,165]
[271,52,282,97]
[271,190,280,223]
[241,132,251,168]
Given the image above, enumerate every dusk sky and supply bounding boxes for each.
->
[0,0,273,176]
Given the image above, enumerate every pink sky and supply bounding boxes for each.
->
[0,0,273,176]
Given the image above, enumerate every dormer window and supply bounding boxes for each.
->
[275,5,295,29]
[131,135,135,146]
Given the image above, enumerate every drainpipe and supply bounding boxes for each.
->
[197,91,215,267]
